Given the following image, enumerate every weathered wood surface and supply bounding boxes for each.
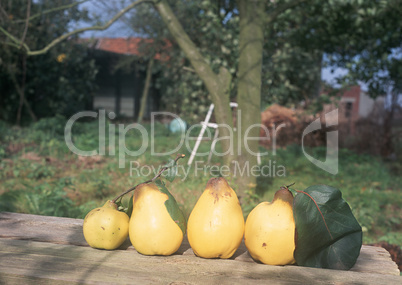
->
[0,212,400,284]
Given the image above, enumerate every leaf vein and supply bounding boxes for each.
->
[297,190,334,239]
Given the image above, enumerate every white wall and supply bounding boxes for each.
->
[358,91,385,118]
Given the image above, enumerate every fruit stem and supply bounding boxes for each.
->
[285,182,295,188]
[111,154,185,203]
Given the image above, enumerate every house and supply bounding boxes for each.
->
[325,85,385,134]
[82,38,169,120]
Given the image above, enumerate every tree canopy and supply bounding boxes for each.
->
[115,0,401,116]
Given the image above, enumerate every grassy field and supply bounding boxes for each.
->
[0,116,401,246]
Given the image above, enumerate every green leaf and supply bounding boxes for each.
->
[115,199,124,212]
[162,159,178,182]
[287,187,298,197]
[293,185,362,270]
[154,179,186,235]
[126,194,133,218]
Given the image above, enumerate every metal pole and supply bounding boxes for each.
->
[188,103,215,166]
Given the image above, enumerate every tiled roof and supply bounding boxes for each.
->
[81,37,170,60]
[321,85,361,98]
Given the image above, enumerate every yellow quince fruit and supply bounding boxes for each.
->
[83,200,129,250]
[129,182,186,256]
[187,177,244,259]
[244,187,296,265]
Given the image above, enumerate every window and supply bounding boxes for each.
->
[345,102,353,118]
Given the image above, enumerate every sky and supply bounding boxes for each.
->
[71,1,131,38]
[321,67,350,88]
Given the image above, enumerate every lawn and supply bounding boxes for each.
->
[0,116,401,246]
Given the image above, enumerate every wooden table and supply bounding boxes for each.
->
[0,212,400,284]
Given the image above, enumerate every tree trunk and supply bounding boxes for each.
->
[311,50,323,99]
[155,0,268,201]
[16,54,26,126]
[22,95,37,122]
[10,57,37,124]
[115,69,121,116]
[138,57,154,123]
[16,84,24,126]
[381,90,397,157]
[133,65,142,121]
[154,0,235,166]
[235,0,265,197]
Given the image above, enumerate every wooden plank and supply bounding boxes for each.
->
[0,212,399,275]
[0,273,73,285]
[0,211,86,246]
[0,239,401,285]
[0,211,400,284]
[0,211,400,276]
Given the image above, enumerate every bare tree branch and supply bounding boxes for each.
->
[9,63,38,123]
[19,0,31,48]
[0,3,9,22]
[138,57,154,124]
[0,39,22,50]
[154,0,235,166]
[0,25,28,48]
[12,0,90,24]
[182,66,196,73]
[0,0,153,56]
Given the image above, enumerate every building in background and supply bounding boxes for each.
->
[82,38,168,120]
[338,85,385,134]
[323,85,385,134]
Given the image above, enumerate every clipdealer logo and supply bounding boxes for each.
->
[302,109,338,175]
[64,108,339,177]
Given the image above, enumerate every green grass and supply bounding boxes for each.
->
[0,117,401,247]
